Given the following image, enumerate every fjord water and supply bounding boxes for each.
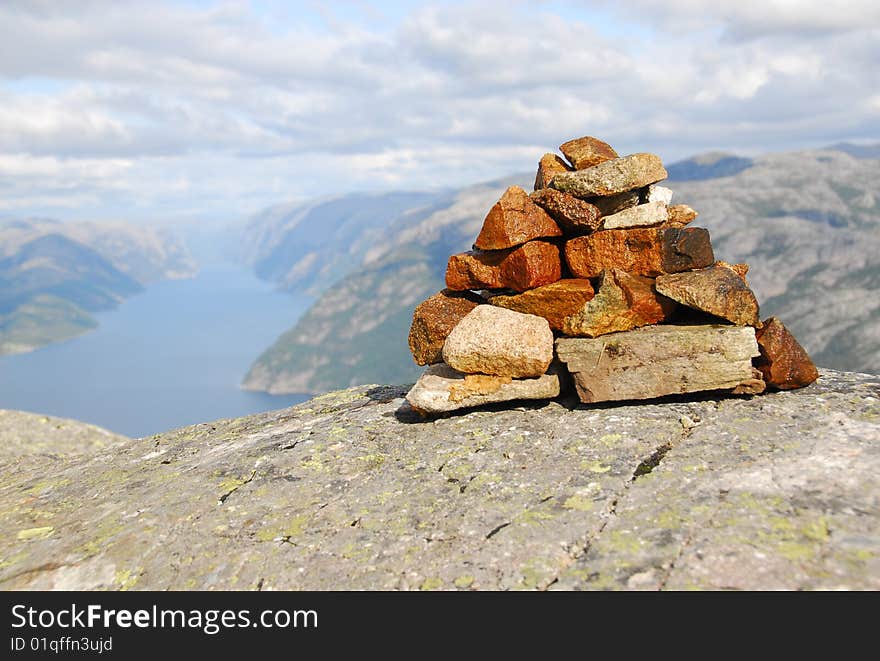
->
[0,263,310,437]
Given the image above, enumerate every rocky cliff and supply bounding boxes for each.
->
[2,369,877,590]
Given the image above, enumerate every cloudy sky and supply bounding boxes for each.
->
[1,0,878,222]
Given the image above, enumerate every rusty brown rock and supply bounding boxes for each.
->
[489,279,595,331]
[755,317,819,390]
[655,265,760,326]
[534,153,572,190]
[551,153,667,198]
[716,260,750,281]
[446,250,507,290]
[407,290,483,366]
[446,241,562,293]
[559,136,618,170]
[562,269,675,337]
[500,241,563,291]
[564,227,715,279]
[529,188,602,236]
[666,204,698,227]
[474,186,562,250]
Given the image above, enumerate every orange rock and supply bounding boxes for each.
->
[474,186,562,250]
[559,136,618,169]
[489,279,595,331]
[666,204,698,227]
[408,289,483,365]
[564,227,715,278]
[446,250,507,290]
[446,240,562,293]
[499,240,563,291]
[716,260,750,281]
[529,188,601,236]
[755,317,819,389]
[534,153,572,190]
[562,269,675,337]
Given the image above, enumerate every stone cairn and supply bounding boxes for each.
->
[405,136,819,415]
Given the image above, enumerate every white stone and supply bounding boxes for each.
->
[647,185,674,205]
[600,201,668,229]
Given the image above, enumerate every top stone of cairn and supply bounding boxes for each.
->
[559,136,618,170]
[550,153,668,198]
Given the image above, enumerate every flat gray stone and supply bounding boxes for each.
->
[551,153,668,198]
[0,370,877,590]
[406,363,561,414]
[556,324,760,403]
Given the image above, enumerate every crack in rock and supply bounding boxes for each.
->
[217,470,256,505]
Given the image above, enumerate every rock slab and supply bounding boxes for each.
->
[442,305,554,378]
[655,264,760,326]
[601,201,669,230]
[565,227,715,278]
[551,153,668,198]
[556,324,761,403]
[667,204,698,226]
[405,363,561,414]
[408,290,483,365]
[0,370,875,591]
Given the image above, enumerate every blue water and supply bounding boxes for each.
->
[0,263,311,438]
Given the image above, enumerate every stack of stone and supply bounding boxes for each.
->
[406,136,818,415]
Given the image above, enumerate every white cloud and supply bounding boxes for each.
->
[0,0,876,220]
[598,0,880,37]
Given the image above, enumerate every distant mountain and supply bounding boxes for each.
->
[824,142,880,160]
[242,148,880,394]
[0,219,196,354]
[665,152,754,181]
[242,192,452,296]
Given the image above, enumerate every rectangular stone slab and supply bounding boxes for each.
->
[405,363,562,414]
[555,324,760,403]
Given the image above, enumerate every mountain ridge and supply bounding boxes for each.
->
[0,218,196,354]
